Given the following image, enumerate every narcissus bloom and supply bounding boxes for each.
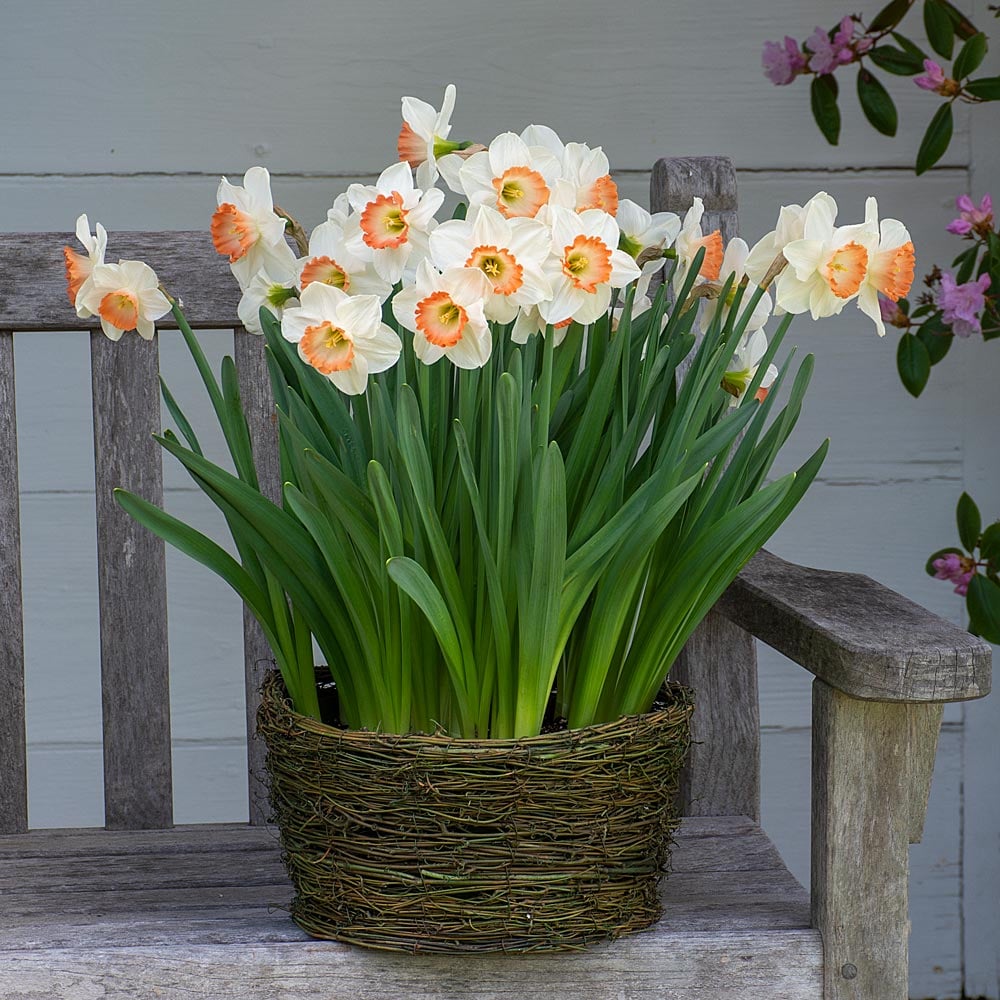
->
[299,217,392,302]
[699,238,773,334]
[538,206,641,326]
[744,192,838,287]
[775,196,877,319]
[429,205,552,323]
[721,328,778,407]
[392,260,493,368]
[281,282,401,395]
[63,214,108,317]
[237,257,300,337]
[855,198,915,337]
[398,84,463,190]
[344,161,444,284]
[673,198,725,291]
[211,166,291,289]
[77,260,171,341]
[458,132,561,220]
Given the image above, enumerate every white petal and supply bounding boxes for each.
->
[429,219,474,271]
[242,166,274,210]
[331,354,370,395]
[447,324,492,369]
[391,286,420,332]
[135,317,156,341]
[489,132,531,175]
[444,266,492,307]
[538,279,583,325]
[281,307,310,344]
[401,95,437,140]
[520,124,564,157]
[373,244,410,284]
[856,283,886,337]
[782,239,824,280]
[360,324,402,373]
[377,160,415,196]
[406,187,445,229]
[573,284,612,324]
[436,153,466,195]
[337,294,383,338]
[100,318,125,341]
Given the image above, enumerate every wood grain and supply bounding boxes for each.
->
[0,329,27,834]
[233,328,280,826]
[811,679,944,1000]
[719,548,992,702]
[91,331,173,829]
[672,609,760,821]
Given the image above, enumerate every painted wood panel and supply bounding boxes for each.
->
[0,0,969,175]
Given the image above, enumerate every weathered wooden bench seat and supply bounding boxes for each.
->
[0,158,991,1000]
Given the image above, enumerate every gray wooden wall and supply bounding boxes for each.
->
[3,2,997,997]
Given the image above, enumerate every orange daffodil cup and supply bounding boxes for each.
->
[80,84,918,744]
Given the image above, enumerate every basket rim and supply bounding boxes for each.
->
[259,668,693,754]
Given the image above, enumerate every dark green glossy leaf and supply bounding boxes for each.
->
[892,31,929,60]
[968,574,1000,644]
[811,74,842,145]
[915,102,954,174]
[980,522,1000,564]
[953,32,988,78]
[924,0,956,58]
[869,0,916,31]
[857,68,899,135]
[868,44,926,74]
[939,0,979,40]
[917,319,953,363]
[957,492,982,550]
[897,332,931,395]
[965,75,1000,99]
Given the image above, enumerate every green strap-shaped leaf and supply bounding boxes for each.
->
[897,332,932,396]
[857,68,899,136]
[811,74,841,145]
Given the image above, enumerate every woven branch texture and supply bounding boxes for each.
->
[258,670,694,953]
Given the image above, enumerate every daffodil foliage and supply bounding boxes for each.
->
[117,251,824,738]
[98,88,918,737]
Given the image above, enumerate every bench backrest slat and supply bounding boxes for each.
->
[91,331,173,829]
[0,328,28,834]
[652,156,762,821]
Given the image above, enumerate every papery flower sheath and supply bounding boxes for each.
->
[77,260,171,341]
[281,282,401,395]
[64,214,108,317]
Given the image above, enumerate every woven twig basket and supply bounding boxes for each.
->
[257,670,693,954]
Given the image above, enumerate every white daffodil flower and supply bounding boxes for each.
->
[429,205,552,323]
[77,260,171,341]
[281,283,401,396]
[775,197,879,320]
[299,217,392,302]
[855,197,916,337]
[398,84,462,190]
[744,192,838,286]
[392,259,493,369]
[344,161,444,285]
[458,132,562,220]
[211,166,291,290]
[537,206,641,326]
[616,198,681,299]
[721,328,778,407]
[237,256,300,337]
[64,214,108,318]
[699,238,772,335]
[672,197,724,292]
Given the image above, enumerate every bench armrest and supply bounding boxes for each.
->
[716,549,992,702]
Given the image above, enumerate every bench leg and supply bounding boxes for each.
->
[810,679,942,1000]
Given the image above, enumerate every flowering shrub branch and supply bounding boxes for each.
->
[762,0,1000,173]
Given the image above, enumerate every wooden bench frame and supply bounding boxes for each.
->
[0,157,991,1000]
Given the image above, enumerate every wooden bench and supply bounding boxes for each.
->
[0,157,991,1000]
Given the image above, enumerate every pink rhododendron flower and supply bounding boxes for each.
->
[914,59,947,91]
[878,294,907,328]
[932,553,977,596]
[805,17,855,75]
[937,272,992,337]
[762,36,807,85]
[946,193,994,236]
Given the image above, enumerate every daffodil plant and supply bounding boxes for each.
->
[66,86,913,738]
